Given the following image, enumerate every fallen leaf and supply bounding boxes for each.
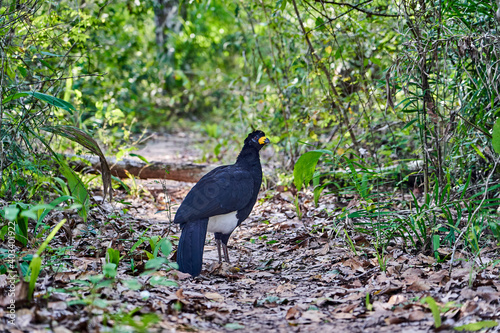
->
[300,310,327,323]
[204,292,224,302]
[407,280,430,292]
[385,315,407,325]
[331,312,355,319]
[286,306,301,320]
[408,310,426,321]
[388,295,407,305]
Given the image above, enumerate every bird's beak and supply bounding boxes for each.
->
[259,136,270,145]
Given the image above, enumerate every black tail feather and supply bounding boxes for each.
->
[177,219,208,276]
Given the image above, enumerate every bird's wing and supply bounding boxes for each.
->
[174,165,255,224]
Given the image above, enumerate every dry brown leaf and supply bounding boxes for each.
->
[460,300,478,316]
[337,303,357,313]
[407,280,431,292]
[428,270,448,284]
[401,267,423,284]
[278,219,303,231]
[388,295,407,305]
[318,243,330,255]
[286,306,301,320]
[408,310,426,321]
[175,288,185,300]
[204,292,224,302]
[385,315,407,325]
[331,312,355,319]
[372,301,392,311]
[375,284,403,296]
[300,310,327,322]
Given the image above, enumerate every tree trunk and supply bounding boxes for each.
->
[68,155,214,183]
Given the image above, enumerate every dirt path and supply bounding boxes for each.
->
[127,134,499,332]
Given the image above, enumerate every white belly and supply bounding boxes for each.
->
[207,211,238,234]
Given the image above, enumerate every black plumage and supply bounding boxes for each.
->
[174,130,270,276]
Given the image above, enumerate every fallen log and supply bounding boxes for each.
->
[68,155,214,183]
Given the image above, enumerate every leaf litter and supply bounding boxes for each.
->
[1,152,500,332]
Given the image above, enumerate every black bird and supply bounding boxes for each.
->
[174,130,270,276]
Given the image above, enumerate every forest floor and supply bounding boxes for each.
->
[2,132,500,332]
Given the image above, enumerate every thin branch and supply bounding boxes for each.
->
[314,0,399,17]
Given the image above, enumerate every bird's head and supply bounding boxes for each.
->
[245,130,270,150]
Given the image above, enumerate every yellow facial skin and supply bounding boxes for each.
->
[258,136,268,145]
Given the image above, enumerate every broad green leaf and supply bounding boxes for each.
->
[4,205,20,221]
[224,323,245,330]
[148,275,178,287]
[145,257,168,270]
[106,248,121,266]
[41,126,112,201]
[17,66,27,77]
[492,118,500,154]
[59,162,90,222]
[103,263,117,278]
[293,150,332,191]
[160,239,173,257]
[121,279,142,291]
[1,91,75,114]
[454,320,498,331]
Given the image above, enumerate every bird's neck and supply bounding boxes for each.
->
[236,146,260,167]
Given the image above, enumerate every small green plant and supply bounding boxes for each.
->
[106,248,122,266]
[421,296,442,329]
[103,307,160,333]
[27,219,67,299]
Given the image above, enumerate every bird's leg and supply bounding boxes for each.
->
[216,238,223,263]
[222,243,231,264]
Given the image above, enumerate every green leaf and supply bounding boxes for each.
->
[92,298,109,308]
[59,162,90,222]
[103,263,117,278]
[160,239,173,257]
[275,0,287,11]
[145,257,168,270]
[130,238,145,253]
[148,275,178,287]
[28,256,42,298]
[40,51,64,57]
[106,248,121,266]
[4,205,20,221]
[432,234,440,258]
[41,126,112,201]
[28,219,67,299]
[121,279,142,291]
[492,118,500,154]
[470,143,487,161]
[224,323,245,330]
[454,320,498,331]
[1,91,75,114]
[293,150,331,191]
[17,66,27,77]
[365,293,373,311]
[129,153,150,164]
[421,296,441,328]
